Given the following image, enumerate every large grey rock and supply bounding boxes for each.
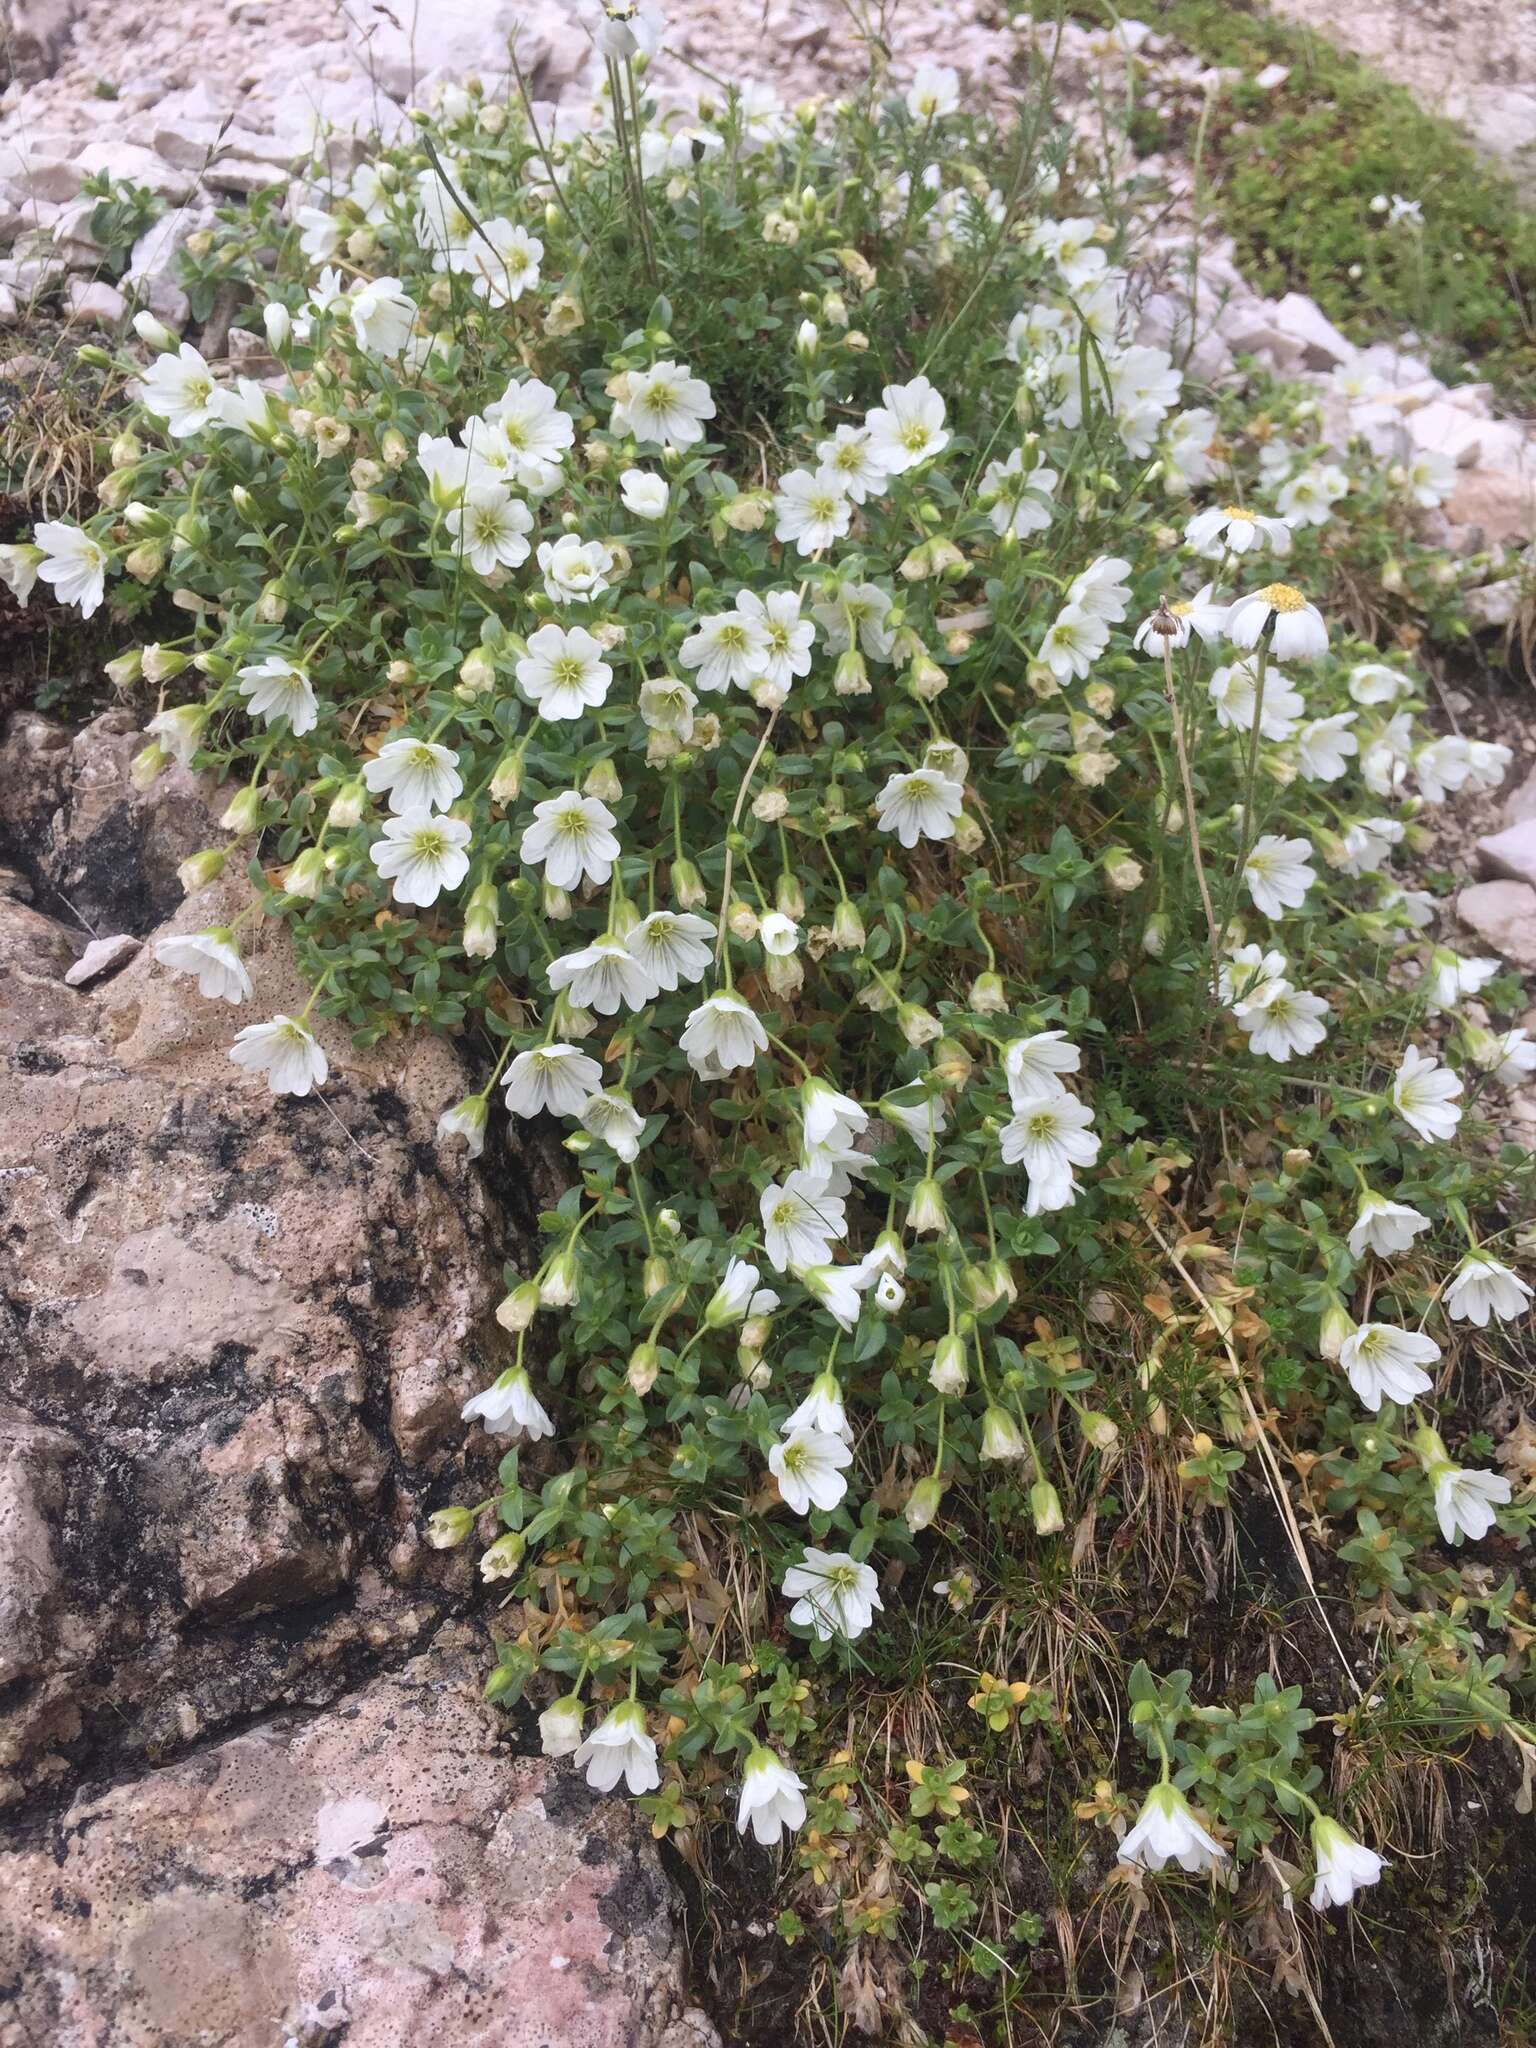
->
[0,0,81,84]
[1458,878,1536,971]
[343,0,588,103]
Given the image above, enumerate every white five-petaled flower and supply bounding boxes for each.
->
[153,928,253,1004]
[705,1254,761,1329]
[537,533,616,604]
[782,1547,882,1640]
[229,1014,329,1097]
[348,274,416,356]
[1431,1461,1512,1544]
[1296,712,1358,782]
[1391,1046,1462,1143]
[982,448,1057,538]
[369,809,472,906]
[815,424,891,504]
[1225,582,1329,660]
[448,486,533,573]
[575,1700,660,1795]
[679,992,768,1076]
[613,360,716,447]
[773,466,853,555]
[539,1695,585,1758]
[1347,1191,1430,1259]
[1118,1783,1226,1874]
[548,933,659,1015]
[1443,1254,1532,1327]
[436,1095,488,1158]
[237,654,320,736]
[736,1747,807,1845]
[680,605,771,693]
[519,790,621,890]
[625,909,716,990]
[1207,659,1304,741]
[738,587,815,692]
[1242,834,1316,919]
[864,375,950,474]
[485,376,576,489]
[462,1366,555,1441]
[1038,603,1108,682]
[905,60,960,119]
[619,468,669,519]
[875,768,964,848]
[580,1088,647,1163]
[1184,503,1292,559]
[1000,1090,1101,1215]
[769,1427,852,1515]
[761,1171,848,1274]
[1002,1030,1082,1105]
[516,624,614,721]
[1310,1818,1384,1909]
[362,736,463,815]
[504,1043,603,1118]
[139,342,218,437]
[452,217,542,304]
[34,521,108,618]
[1338,1322,1440,1412]
[1238,983,1330,1062]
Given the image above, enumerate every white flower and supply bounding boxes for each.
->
[875,768,964,848]
[153,928,253,1004]
[349,274,416,356]
[736,1748,807,1846]
[783,1547,882,1641]
[638,677,697,739]
[582,0,667,58]
[625,909,715,990]
[1347,1192,1430,1259]
[1403,447,1456,509]
[761,1170,847,1274]
[0,542,41,604]
[295,205,341,262]
[1118,1783,1226,1875]
[1391,1046,1462,1142]
[1276,465,1348,526]
[452,217,542,304]
[1310,1818,1384,1909]
[537,534,615,605]
[539,1696,585,1757]
[1238,983,1329,1061]
[1432,1461,1513,1544]
[1467,739,1513,794]
[462,1366,555,1441]
[982,448,1058,538]
[1335,816,1404,877]
[1000,1091,1101,1214]
[1162,408,1218,494]
[369,810,472,907]
[905,60,959,119]
[1225,582,1329,660]
[485,377,575,489]
[705,1255,761,1329]
[504,1043,602,1118]
[815,425,891,504]
[34,521,107,618]
[1425,947,1501,1016]
[1296,713,1358,782]
[737,588,815,692]
[448,487,533,573]
[516,625,614,721]
[436,1095,488,1158]
[773,467,853,554]
[519,790,620,890]
[680,993,767,1076]
[813,581,896,659]
[613,360,716,447]
[1219,945,1287,1014]
[759,911,799,956]
[1338,1323,1440,1412]
[1349,662,1410,707]
[620,468,669,519]
[1208,660,1304,741]
[139,343,217,437]
[1035,215,1108,291]
[580,1088,646,1163]
[548,933,659,1015]
[1443,1255,1533,1327]
[1243,835,1315,919]
[1003,1031,1081,1106]
[1185,503,1292,559]
[864,375,950,474]
[769,1427,852,1514]
[362,736,463,815]
[229,1014,329,1097]
[237,655,319,736]
[1038,603,1109,682]
[575,1701,660,1795]
[680,606,770,693]
[783,1369,849,1440]
[801,1262,871,1332]
[1469,1026,1536,1088]
[1068,556,1134,625]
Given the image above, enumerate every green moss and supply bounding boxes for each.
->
[1026,0,1536,410]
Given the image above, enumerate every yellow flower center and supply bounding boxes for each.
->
[901,423,930,454]
[1222,504,1248,520]
[1259,582,1305,612]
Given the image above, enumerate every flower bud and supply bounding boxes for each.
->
[489,749,523,804]
[459,646,495,695]
[1030,1479,1065,1534]
[124,541,165,582]
[263,301,293,352]
[463,880,499,958]
[727,898,759,941]
[130,740,169,791]
[980,1406,1027,1462]
[929,1334,968,1397]
[904,1474,944,1532]
[643,1255,671,1300]
[177,848,227,893]
[132,310,178,351]
[283,846,328,899]
[539,1250,580,1308]
[426,1506,476,1549]
[627,1342,661,1395]
[1079,1409,1119,1452]
[496,1280,542,1332]
[897,1002,942,1048]
[831,898,865,950]
[220,784,264,835]
[542,881,572,920]
[968,970,1007,1014]
[931,1037,972,1089]
[1102,847,1144,892]
[325,779,366,831]
[908,1177,947,1236]
[1318,1293,1354,1362]
[584,758,623,802]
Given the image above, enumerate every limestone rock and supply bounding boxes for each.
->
[61,930,138,985]
[343,0,588,104]
[0,0,82,83]
[62,274,124,325]
[1476,819,1536,894]
[1268,291,1356,370]
[1458,879,1536,971]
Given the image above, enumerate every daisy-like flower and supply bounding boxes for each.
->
[638,677,697,739]
[452,217,542,304]
[1310,1819,1384,1910]
[1431,1459,1513,1543]
[1296,713,1358,783]
[153,928,253,1004]
[1118,1783,1226,1875]
[519,790,621,890]
[619,468,669,519]
[680,992,767,1076]
[349,274,416,357]
[580,1088,646,1163]
[782,1546,882,1641]
[516,624,614,721]
[864,375,950,475]
[1403,447,1456,510]
[504,1043,602,1118]
[680,605,771,693]
[1218,945,1288,1015]
[981,449,1057,538]
[369,810,472,907]
[362,736,463,815]
[1037,603,1108,682]
[1391,1046,1462,1142]
[436,1094,488,1158]
[139,342,218,437]
[1208,661,1304,741]
[1243,835,1316,919]
[237,654,320,736]
[1347,1191,1430,1259]
[773,467,853,555]
[814,424,891,504]
[769,1427,852,1515]
[612,360,716,447]
[229,1014,329,1097]
[1238,983,1330,1061]
[812,580,896,660]
[875,768,964,848]
[1003,1030,1081,1105]
[624,909,716,990]
[736,1747,807,1846]
[1276,464,1349,526]
[485,376,576,490]
[575,1700,660,1795]
[737,588,815,692]
[1338,1322,1440,1412]
[547,933,659,1015]
[905,60,960,119]
[1185,504,1293,559]
[448,486,533,573]
[1443,1254,1533,1327]
[760,1170,847,1274]
[462,1366,555,1441]
[34,521,107,618]
[1000,1091,1101,1214]
[537,534,615,605]
[1226,583,1329,660]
